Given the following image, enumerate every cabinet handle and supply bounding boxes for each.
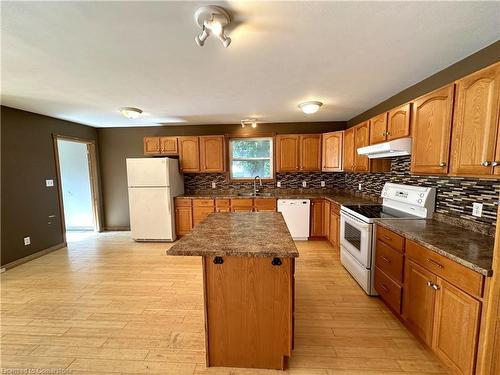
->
[383,235,392,241]
[381,256,391,263]
[492,161,499,167]
[272,257,282,266]
[426,280,433,287]
[426,258,444,269]
[482,161,491,167]
[213,256,224,265]
[431,283,440,291]
[439,162,446,167]
[380,284,389,293]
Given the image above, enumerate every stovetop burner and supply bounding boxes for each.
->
[342,204,420,219]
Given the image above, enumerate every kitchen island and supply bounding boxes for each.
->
[167,212,299,370]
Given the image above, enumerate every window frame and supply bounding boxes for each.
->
[228,136,275,182]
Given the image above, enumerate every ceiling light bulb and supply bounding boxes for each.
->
[298,101,323,114]
[210,21,223,35]
[120,107,143,119]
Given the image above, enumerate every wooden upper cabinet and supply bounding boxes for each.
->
[369,113,388,145]
[354,122,370,172]
[299,134,321,171]
[403,259,437,346]
[450,63,500,176]
[432,278,481,375]
[410,84,455,175]
[144,137,161,155]
[200,135,225,172]
[159,137,178,155]
[178,136,200,172]
[322,131,343,172]
[276,135,300,172]
[387,103,411,141]
[343,128,355,172]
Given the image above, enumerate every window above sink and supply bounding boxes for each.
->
[229,137,274,180]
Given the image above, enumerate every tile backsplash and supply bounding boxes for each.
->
[184,156,500,228]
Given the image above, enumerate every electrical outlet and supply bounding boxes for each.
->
[211,181,216,189]
[302,181,307,188]
[277,181,281,188]
[472,203,483,217]
[358,183,362,191]
[23,236,31,246]
[321,181,326,187]
[46,179,54,187]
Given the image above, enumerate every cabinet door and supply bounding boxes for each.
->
[343,128,355,172]
[329,212,340,250]
[299,134,321,171]
[193,206,215,226]
[387,103,411,141]
[175,206,193,236]
[451,63,500,176]
[254,199,277,212]
[144,137,160,155]
[322,131,343,172]
[432,278,481,375]
[369,113,388,145]
[403,260,437,346]
[410,85,454,174]
[310,199,324,237]
[159,137,178,155]
[276,135,300,172]
[200,135,225,172]
[354,122,370,172]
[178,136,200,173]
[323,200,331,240]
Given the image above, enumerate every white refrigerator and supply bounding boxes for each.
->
[126,158,184,241]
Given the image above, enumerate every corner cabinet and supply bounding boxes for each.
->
[322,131,343,172]
[450,62,500,177]
[276,134,321,172]
[410,84,455,175]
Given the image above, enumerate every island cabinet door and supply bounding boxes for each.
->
[204,256,294,370]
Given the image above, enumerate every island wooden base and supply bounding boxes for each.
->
[202,255,295,370]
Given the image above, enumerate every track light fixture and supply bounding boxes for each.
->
[241,119,257,128]
[194,5,232,48]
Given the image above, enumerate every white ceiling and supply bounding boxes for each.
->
[2,1,499,128]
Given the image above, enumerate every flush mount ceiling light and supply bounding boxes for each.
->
[241,118,257,128]
[120,107,143,119]
[298,101,323,114]
[194,5,232,48]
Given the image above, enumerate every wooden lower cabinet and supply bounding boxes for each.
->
[193,200,215,226]
[254,199,277,212]
[204,256,294,369]
[323,200,331,239]
[310,199,324,237]
[432,278,481,375]
[329,210,340,250]
[215,199,231,213]
[174,199,193,236]
[403,259,437,346]
[231,199,254,212]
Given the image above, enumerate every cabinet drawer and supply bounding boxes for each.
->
[175,198,192,207]
[406,240,484,298]
[215,199,230,207]
[375,267,402,314]
[375,240,404,284]
[376,226,405,253]
[230,199,253,207]
[193,199,215,207]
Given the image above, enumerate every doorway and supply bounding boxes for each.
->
[53,135,101,243]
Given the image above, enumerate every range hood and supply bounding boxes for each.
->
[357,137,412,159]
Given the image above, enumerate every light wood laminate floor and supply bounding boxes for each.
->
[1,232,449,374]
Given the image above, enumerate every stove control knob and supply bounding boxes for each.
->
[419,193,424,198]
[417,199,422,204]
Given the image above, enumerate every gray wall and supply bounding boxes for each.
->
[97,122,345,229]
[348,40,500,126]
[1,106,98,266]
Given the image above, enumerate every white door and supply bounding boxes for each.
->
[128,187,173,240]
[127,158,169,187]
[340,212,372,268]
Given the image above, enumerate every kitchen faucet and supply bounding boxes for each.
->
[253,176,262,195]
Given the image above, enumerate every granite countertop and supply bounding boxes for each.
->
[375,219,494,276]
[167,212,299,258]
[177,190,378,206]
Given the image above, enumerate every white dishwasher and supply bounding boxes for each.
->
[277,199,311,240]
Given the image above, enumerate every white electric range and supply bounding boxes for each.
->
[340,183,436,295]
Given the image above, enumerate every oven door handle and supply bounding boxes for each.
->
[341,212,371,229]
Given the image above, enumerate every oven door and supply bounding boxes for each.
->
[340,211,373,268]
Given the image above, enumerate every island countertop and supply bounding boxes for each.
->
[167,212,299,258]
